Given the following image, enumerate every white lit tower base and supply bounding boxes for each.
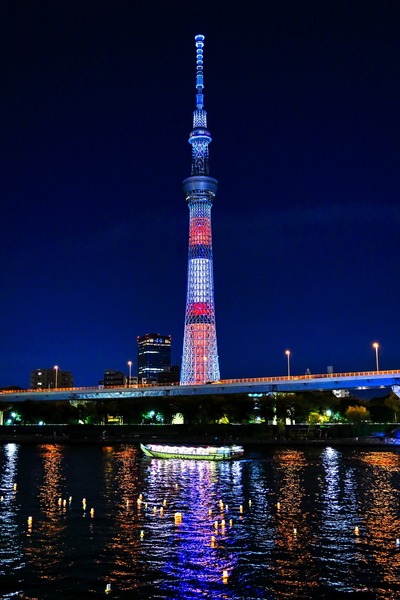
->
[180,34,220,385]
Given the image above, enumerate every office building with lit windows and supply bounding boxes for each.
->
[137,334,172,383]
[30,368,73,389]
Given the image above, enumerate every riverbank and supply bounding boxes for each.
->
[0,423,398,447]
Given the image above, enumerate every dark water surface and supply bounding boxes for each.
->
[1,443,400,599]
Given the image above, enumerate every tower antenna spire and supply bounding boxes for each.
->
[195,34,205,110]
[180,34,220,385]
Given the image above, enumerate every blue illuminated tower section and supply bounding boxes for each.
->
[180,34,220,385]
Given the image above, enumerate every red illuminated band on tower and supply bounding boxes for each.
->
[180,35,220,385]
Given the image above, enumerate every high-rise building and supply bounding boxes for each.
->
[137,333,172,383]
[30,368,74,389]
[180,34,220,385]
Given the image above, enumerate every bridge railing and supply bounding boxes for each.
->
[219,369,400,385]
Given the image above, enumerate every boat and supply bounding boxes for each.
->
[140,442,244,461]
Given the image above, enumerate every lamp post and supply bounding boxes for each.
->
[54,365,59,389]
[285,350,291,378]
[372,342,379,372]
[127,361,132,387]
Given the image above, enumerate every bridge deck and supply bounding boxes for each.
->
[2,370,400,402]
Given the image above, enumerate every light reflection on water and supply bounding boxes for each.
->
[0,444,22,583]
[1,443,400,598]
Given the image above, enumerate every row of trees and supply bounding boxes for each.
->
[3,390,400,426]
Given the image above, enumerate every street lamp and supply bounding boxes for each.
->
[127,360,132,387]
[285,350,291,378]
[372,342,379,372]
[54,365,59,389]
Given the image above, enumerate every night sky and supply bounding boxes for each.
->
[1,1,399,388]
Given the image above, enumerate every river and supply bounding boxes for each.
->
[1,442,399,599]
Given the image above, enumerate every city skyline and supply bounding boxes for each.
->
[1,1,399,388]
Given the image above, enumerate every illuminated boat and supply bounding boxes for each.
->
[140,442,244,461]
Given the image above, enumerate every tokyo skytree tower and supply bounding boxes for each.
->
[180,34,220,385]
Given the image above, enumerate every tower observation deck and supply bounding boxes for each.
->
[180,34,220,385]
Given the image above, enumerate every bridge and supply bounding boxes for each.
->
[2,369,400,402]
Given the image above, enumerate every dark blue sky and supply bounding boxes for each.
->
[1,1,399,388]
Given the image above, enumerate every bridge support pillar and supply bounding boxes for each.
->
[391,385,400,399]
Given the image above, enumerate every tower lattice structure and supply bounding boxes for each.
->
[180,34,220,385]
